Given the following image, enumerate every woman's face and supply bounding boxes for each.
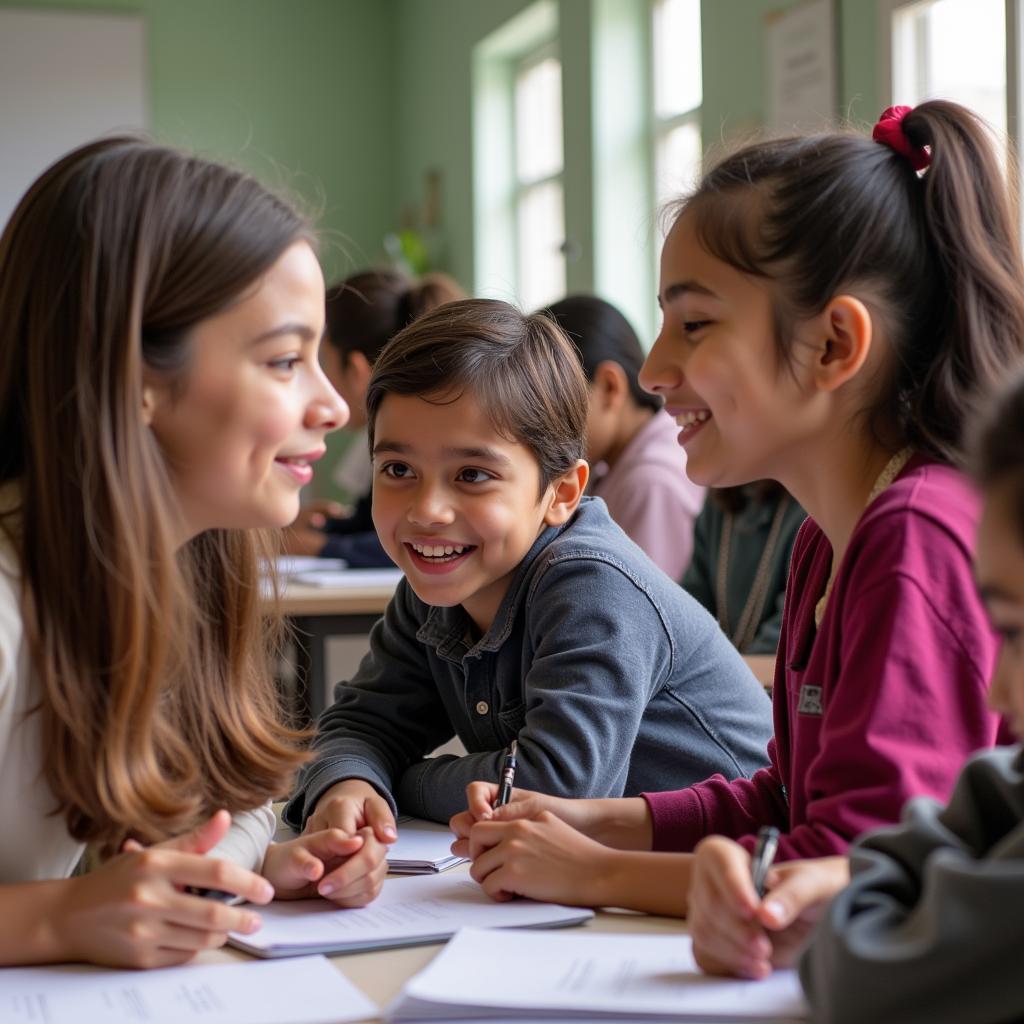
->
[975,481,1024,738]
[147,241,348,539]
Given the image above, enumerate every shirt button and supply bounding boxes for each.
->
[475,701,489,715]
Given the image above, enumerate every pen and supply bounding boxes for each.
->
[750,825,780,898]
[495,740,518,807]
[185,885,243,905]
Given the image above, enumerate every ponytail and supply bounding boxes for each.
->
[897,102,1024,464]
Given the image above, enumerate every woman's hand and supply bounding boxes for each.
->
[54,810,273,969]
[306,778,397,845]
[689,836,849,979]
[464,811,617,907]
[263,827,388,907]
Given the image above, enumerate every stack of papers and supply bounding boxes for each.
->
[387,927,808,1021]
[387,816,467,874]
[228,873,593,958]
[2,955,377,1024]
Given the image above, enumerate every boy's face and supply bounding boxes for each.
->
[975,482,1024,738]
[371,391,569,633]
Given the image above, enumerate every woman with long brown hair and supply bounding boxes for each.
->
[0,137,386,968]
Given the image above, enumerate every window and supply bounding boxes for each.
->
[888,0,1006,133]
[513,47,565,311]
[652,0,702,209]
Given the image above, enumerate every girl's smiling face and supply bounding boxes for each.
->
[975,482,1024,738]
[639,211,828,489]
[147,241,348,538]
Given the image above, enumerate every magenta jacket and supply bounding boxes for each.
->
[643,457,1012,860]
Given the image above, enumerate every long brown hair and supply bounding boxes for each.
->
[0,137,309,848]
[676,100,1024,467]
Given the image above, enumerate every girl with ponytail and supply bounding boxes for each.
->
[451,102,1022,930]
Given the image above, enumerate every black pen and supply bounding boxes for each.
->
[185,885,243,905]
[750,825,780,898]
[495,740,518,807]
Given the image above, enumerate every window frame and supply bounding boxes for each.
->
[512,40,567,310]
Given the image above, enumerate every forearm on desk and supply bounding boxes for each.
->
[0,879,72,964]
[592,849,694,917]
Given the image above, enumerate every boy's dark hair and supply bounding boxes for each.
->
[674,100,1024,467]
[366,298,588,494]
[542,295,661,413]
[975,368,1024,543]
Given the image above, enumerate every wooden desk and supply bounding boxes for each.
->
[278,574,399,722]
[201,867,689,1013]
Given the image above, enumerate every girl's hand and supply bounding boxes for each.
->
[306,779,397,845]
[689,836,849,979]
[56,810,272,969]
[449,782,596,858]
[264,827,388,907]
[465,811,614,907]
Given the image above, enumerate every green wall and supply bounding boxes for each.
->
[1,0,399,282]
[392,0,882,319]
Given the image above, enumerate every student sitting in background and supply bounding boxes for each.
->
[543,295,705,581]
[683,483,805,654]
[283,298,772,853]
[688,369,1024,1024]
[0,138,384,969]
[282,268,464,566]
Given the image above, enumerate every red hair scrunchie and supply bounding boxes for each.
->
[872,105,931,171]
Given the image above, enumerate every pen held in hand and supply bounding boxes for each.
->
[495,740,518,808]
[750,825,780,898]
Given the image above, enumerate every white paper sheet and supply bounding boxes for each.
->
[387,816,467,874]
[1,955,377,1024]
[228,874,593,958]
[388,927,808,1021]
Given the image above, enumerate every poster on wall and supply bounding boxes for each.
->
[0,9,146,232]
[765,0,837,132]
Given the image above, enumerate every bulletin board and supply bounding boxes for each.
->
[0,8,147,231]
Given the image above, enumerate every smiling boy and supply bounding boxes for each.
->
[282,299,772,858]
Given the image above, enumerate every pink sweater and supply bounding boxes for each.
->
[643,457,1011,860]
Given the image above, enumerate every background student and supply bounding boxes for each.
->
[451,100,1020,914]
[283,267,464,566]
[543,294,705,581]
[683,483,805,655]
[0,137,385,969]
[688,368,1024,1024]
[283,298,772,846]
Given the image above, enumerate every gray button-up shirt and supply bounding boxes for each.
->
[284,498,772,827]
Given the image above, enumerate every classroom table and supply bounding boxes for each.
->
[199,865,692,1016]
